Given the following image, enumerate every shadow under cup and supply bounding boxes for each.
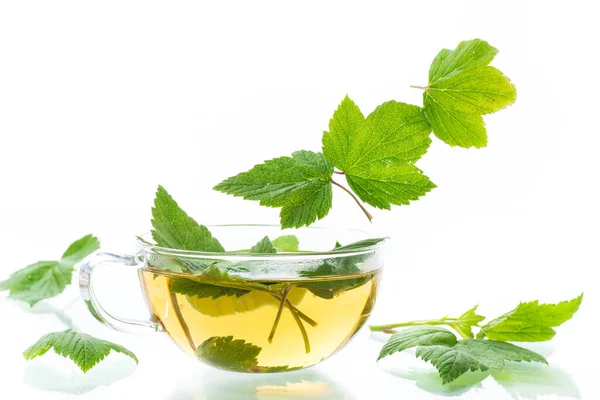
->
[79,225,385,373]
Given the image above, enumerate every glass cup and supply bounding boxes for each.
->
[79,225,385,372]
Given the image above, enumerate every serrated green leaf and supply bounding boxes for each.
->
[23,329,138,373]
[448,305,486,339]
[169,265,253,299]
[298,260,368,299]
[0,235,100,306]
[416,340,546,385]
[429,39,498,83]
[250,236,277,254]
[322,97,435,211]
[458,340,548,368]
[151,185,224,253]
[196,336,261,372]
[346,162,436,209]
[279,180,333,229]
[291,149,335,179]
[324,98,431,170]
[171,277,249,299]
[1,261,71,306]
[423,39,516,148]
[428,66,517,115]
[195,336,300,373]
[271,235,299,252]
[378,326,458,361]
[416,344,488,385]
[423,95,487,147]
[347,100,432,167]
[60,234,100,265]
[214,151,333,228]
[299,260,360,277]
[322,95,366,170]
[477,294,583,341]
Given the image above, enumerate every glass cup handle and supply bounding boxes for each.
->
[79,251,163,333]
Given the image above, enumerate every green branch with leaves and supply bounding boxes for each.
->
[370,294,583,384]
[214,39,516,228]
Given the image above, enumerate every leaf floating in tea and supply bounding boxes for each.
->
[272,235,300,252]
[187,291,280,316]
[0,234,99,306]
[294,238,384,299]
[298,259,369,299]
[196,336,300,373]
[333,237,386,251]
[196,336,261,372]
[250,236,277,254]
[169,266,252,300]
[23,330,138,373]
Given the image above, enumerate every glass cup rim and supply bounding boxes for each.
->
[136,224,387,260]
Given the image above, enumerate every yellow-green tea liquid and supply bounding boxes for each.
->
[140,269,379,371]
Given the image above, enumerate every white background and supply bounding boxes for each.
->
[1,1,598,399]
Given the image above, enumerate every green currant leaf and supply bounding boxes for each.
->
[214,151,333,228]
[23,330,138,373]
[477,294,583,341]
[422,39,517,148]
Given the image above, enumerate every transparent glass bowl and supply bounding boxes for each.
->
[79,225,385,372]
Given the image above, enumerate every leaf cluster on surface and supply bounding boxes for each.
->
[372,294,582,384]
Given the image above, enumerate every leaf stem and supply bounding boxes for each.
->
[410,84,428,90]
[268,285,291,343]
[286,299,317,327]
[267,289,314,353]
[331,179,374,222]
[333,170,345,175]
[168,279,196,352]
[369,318,454,332]
[269,293,317,327]
[288,302,311,353]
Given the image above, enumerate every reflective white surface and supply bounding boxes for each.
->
[0,282,596,399]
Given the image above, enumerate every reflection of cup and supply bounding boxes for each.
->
[168,368,355,400]
[79,225,384,372]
